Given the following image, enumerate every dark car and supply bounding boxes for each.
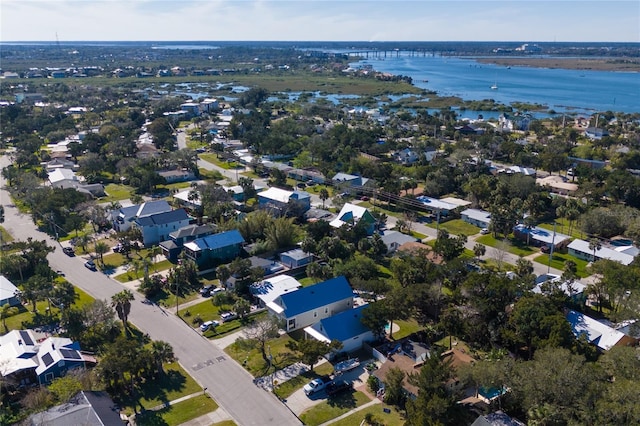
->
[62,247,75,256]
[325,380,352,397]
[84,260,97,271]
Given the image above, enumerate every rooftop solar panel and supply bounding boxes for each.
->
[42,352,54,367]
[19,330,34,346]
[60,348,82,360]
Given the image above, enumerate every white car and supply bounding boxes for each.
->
[303,376,332,396]
[480,228,490,235]
[200,320,220,332]
[220,312,238,322]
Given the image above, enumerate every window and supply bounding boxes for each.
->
[45,372,54,383]
[288,318,296,330]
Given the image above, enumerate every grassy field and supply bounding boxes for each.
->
[538,218,585,240]
[533,252,590,277]
[429,219,481,237]
[300,391,371,426]
[136,394,219,426]
[225,333,297,377]
[475,234,538,257]
[391,318,425,341]
[102,183,135,202]
[0,225,14,243]
[331,403,405,426]
[113,260,174,282]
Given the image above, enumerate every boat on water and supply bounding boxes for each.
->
[490,83,498,90]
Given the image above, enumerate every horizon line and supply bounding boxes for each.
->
[2,40,639,44]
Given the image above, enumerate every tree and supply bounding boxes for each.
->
[238,315,282,365]
[319,188,329,209]
[111,290,134,335]
[216,265,231,289]
[285,339,343,372]
[233,298,251,319]
[94,241,109,266]
[473,243,486,260]
[150,340,175,377]
[383,367,406,407]
[433,230,466,262]
[588,238,602,262]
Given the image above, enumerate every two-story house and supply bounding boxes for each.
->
[182,229,245,268]
[159,223,216,260]
[258,187,311,216]
[134,209,191,247]
[110,200,172,233]
[267,276,354,332]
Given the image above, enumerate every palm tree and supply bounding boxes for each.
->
[151,340,175,377]
[76,234,91,254]
[111,290,134,335]
[319,188,329,209]
[588,238,602,262]
[473,243,486,260]
[94,241,109,266]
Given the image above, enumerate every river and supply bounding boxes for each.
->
[352,54,639,114]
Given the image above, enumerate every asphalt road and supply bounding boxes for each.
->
[0,154,301,426]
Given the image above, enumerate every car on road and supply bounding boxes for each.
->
[303,376,332,396]
[220,312,238,322]
[360,196,369,201]
[62,247,75,256]
[200,320,220,332]
[480,228,490,235]
[84,260,97,271]
[325,380,352,397]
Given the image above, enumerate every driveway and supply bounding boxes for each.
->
[0,155,301,426]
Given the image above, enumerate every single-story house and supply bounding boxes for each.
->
[27,391,123,426]
[248,256,284,276]
[536,176,578,196]
[222,185,245,202]
[183,229,245,267]
[567,239,637,266]
[513,224,571,250]
[373,340,431,399]
[533,273,587,301]
[134,209,191,247]
[157,169,196,183]
[0,330,86,387]
[330,203,376,235]
[110,200,172,233]
[304,304,374,354]
[48,168,79,188]
[460,208,492,229]
[0,275,21,307]
[258,187,311,216]
[173,188,202,210]
[565,310,637,351]
[44,158,78,173]
[250,275,302,307]
[267,276,354,332]
[159,223,216,260]
[415,196,458,216]
[379,231,418,253]
[280,248,314,269]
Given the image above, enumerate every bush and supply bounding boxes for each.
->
[367,374,380,393]
[191,315,203,325]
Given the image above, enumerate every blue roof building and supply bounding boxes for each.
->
[183,230,245,267]
[305,304,374,353]
[267,276,354,331]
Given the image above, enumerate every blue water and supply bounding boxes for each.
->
[353,54,639,113]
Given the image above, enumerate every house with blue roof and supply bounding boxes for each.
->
[159,224,216,261]
[267,276,354,332]
[304,304,374,354]
[182,230,245,267]
[134,209,191,246]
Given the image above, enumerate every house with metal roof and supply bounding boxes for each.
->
[567,238,637,266]
[279,248,314,269]
[513,224,570,250]
[460,208,492,229]
[250,275,302,307]
[304,304,374,353]
[134,209,191,246]
[565,310,636,351]
[28,391,123,426]
[159,223,216,260]
[183,229,245,267]
[258,187,311,216]
[0,275,21,307]
[110,200,172,232]
[330,203,376,235]
[267,276,354,332]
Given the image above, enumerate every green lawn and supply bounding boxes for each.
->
[475,234,538,257]
[391,318,425,341]
[225,333,297,377]
[331,403,405,426]
[198,168,224,181]
[212,421,237,426]
[273,362,335,399]
[135,394,218,426]
[119,363,205,416]
[102,183,135,202]
[300,391,371,426]
[409,230,427,240]
[113,260,174,282]
[298,276,318,287]
[533,252,590,277]
[538,218,585,240]
[0,225,14,243]
[428,219,480,237]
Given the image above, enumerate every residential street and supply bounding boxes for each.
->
[0,154,301,426]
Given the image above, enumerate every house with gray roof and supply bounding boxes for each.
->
[460,208,491,229]
[379,231,418,253]
[159,223,216,260]
[134,209,191,246]
[279,248,314,269]
[27,391,123,426]
[267,276,354,332]
[111,200,172,232]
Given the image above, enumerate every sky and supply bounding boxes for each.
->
[2,0,639,43]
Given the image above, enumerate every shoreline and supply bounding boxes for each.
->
[473,57,640,72]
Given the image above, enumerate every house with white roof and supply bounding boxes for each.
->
[565,310,637,351]
[0,276,20,307]
[513,224,571,250]
[460,208,492,229]
[567,239,637,266]
[416,196,458,215]
[173,188,202,210]
[250,275,302,307]
[330,203,376,235]
[305,304,374,354]
[48,168,80,188]
[258,187,311,216]
[533,273,586,301]
[267,276,354,332]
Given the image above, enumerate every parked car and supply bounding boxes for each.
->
[84,260,97,271]
[220,312,238,322]
[303,376,332,396]
[200,285,213,296]
[200,320,220,332]
[480,228,490,235]
[63,247,75,256]
[210,287,225,296]
[112,243,122,253]
[541,245,551,253]
[360,196,370,201]
[325,380,352,397]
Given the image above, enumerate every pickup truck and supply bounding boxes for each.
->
[325,380,352,397]
[303,376,332,396]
